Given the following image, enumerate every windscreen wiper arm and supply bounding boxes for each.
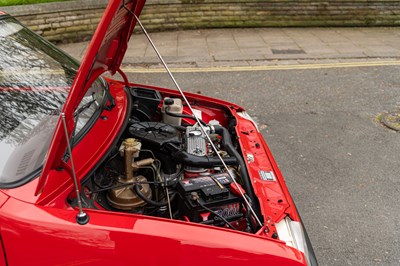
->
[74,97,97,118]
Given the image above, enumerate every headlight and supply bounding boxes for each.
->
[276,216,312,265]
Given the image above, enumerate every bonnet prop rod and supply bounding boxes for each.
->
[61,113,89,225]
[129,11,263,228]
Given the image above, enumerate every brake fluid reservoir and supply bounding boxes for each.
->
[162,97,183,126]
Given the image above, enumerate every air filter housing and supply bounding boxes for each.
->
[128,122,181,148]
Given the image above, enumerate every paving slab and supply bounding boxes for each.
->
[57,27,400,68]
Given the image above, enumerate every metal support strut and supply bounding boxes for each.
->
[61,113,89,225]
[128,10,263,228]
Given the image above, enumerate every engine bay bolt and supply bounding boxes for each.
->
[190,192,200,202]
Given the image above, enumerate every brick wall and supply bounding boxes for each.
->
[2,0,400,43]
[2,0,106,42]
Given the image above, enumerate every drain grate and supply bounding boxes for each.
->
[380,111,400,132]
[271,49,306,55]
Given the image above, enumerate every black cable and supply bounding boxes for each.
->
[135,184,177,207]
[172,125,187,131]
[92,171,115,189]
[165,107,207,126]
[196,199,236,230]
[165,143,237,167]
[213,125,260,219]
[90,180,162,194]
[244,194,257,233]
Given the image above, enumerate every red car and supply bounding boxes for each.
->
[0,1,317,265]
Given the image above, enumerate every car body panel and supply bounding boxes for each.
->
[234,116,296,234]
[1,196,306,266]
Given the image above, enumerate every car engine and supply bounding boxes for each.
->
[82,87,254,232]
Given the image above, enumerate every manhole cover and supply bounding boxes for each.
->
[271,49,306,55]
[380,111,400,132]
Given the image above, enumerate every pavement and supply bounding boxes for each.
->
[58,27,400,68]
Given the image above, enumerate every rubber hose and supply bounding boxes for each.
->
[165,108,207,126]
[135,184,176,207]
[165,143,238,167]
[213,125,260,218]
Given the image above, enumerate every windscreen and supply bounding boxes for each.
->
[0,16,104,185]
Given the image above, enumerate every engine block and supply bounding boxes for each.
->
[186,124,209,156]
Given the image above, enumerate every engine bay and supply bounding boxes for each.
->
[79,87,260,233]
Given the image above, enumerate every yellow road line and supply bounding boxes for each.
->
[121,60,400,73]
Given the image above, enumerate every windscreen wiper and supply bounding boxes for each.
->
[74,99,98,117]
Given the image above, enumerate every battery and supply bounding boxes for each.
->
[177,173,243,223]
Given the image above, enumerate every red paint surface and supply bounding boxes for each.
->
[0,197,306,265]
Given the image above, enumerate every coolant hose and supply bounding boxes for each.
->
[164,143,238,167]
[165,108,207,126]
[135,184,176,207]
[213,125,260,217]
